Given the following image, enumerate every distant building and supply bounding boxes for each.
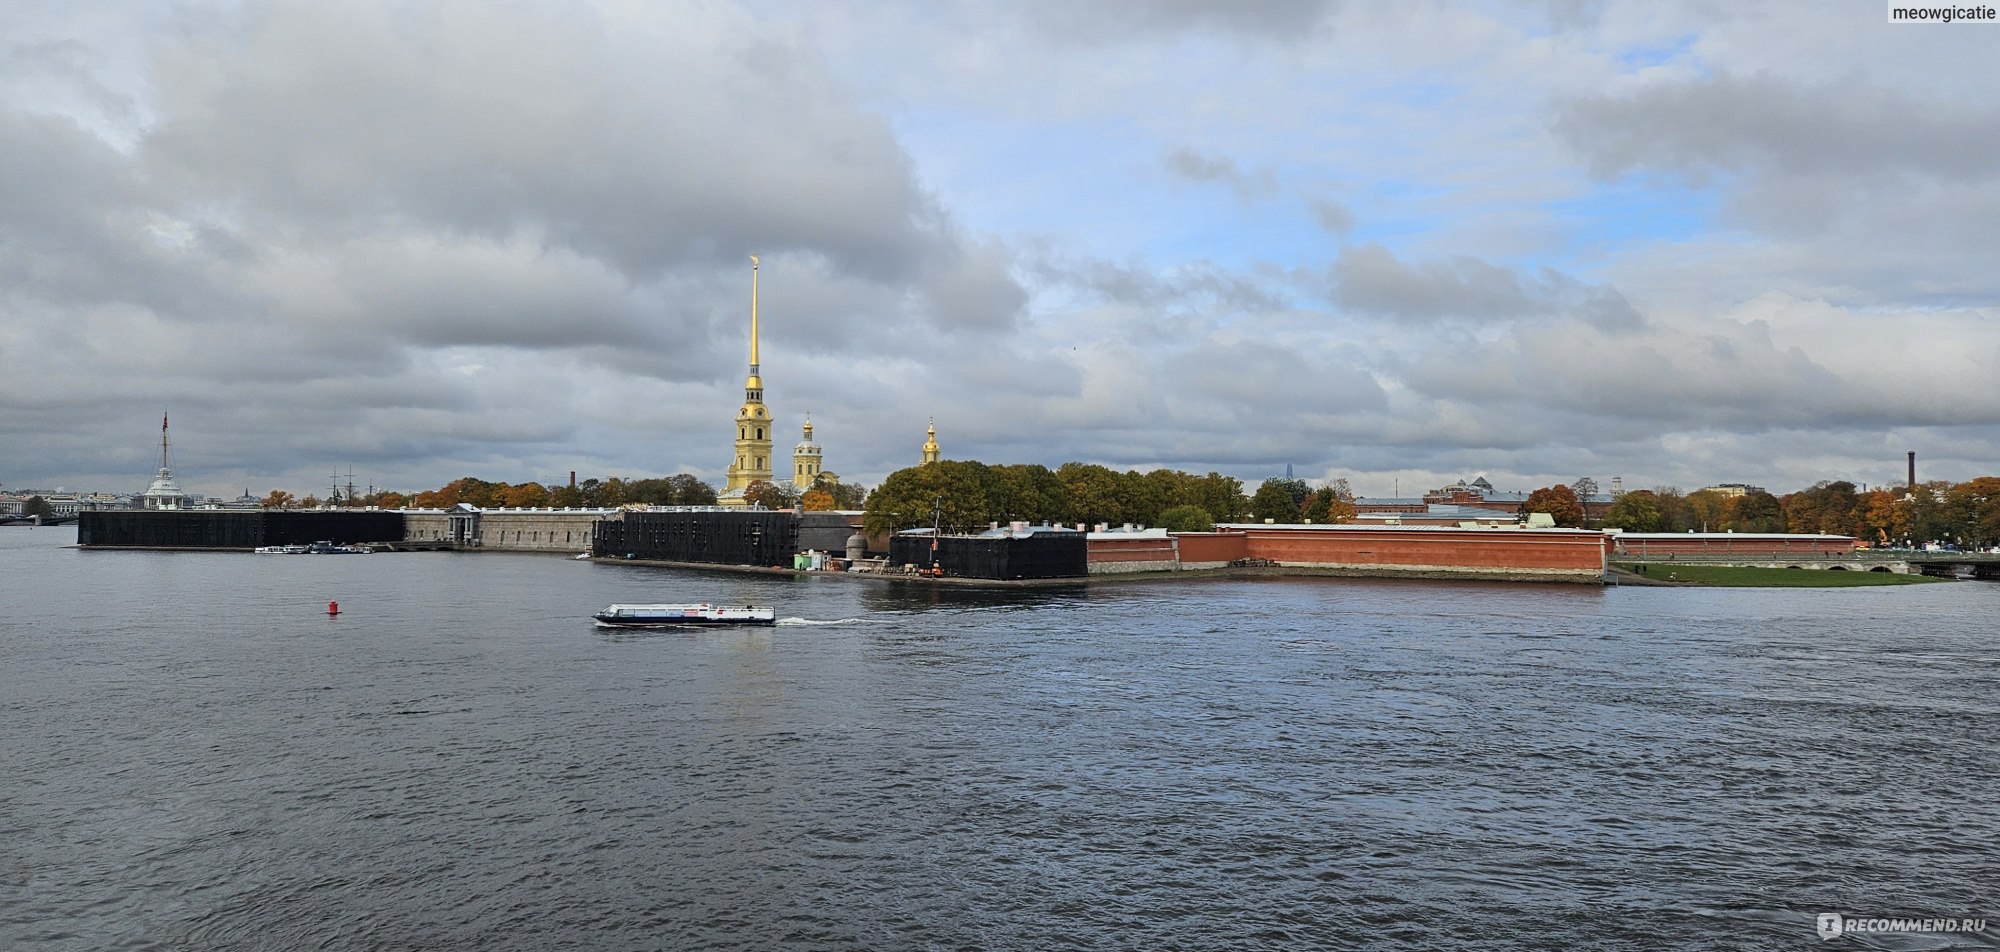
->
[1700,483,1767,498]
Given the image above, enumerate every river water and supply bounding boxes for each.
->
[3,527,1995,950]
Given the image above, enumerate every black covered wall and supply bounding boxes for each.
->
[888,532,1087,580]
[595,510,799,566]
[79,510,406,547]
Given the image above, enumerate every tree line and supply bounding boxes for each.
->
[261,472,865,512]
[1528,477,2000,548]
[861,461,1307,535]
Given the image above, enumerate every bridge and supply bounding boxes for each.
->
[1615,550,2000,579]
[0,515,78,527]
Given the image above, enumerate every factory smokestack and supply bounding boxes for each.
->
[1908,451,1916,492]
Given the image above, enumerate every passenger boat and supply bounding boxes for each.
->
[592,603,777,627]
[305,541,371,554]
[254,544,310,554]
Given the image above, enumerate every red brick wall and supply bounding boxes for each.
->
[1088,537,1178,563]
[1238,526,1606,573]
[1175,532,1249,563]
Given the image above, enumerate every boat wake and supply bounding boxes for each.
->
[777,617,862,626]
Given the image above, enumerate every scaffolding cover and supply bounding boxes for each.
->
[595,510,800,566]
[889,532,1087,580]
[78,510,406,547]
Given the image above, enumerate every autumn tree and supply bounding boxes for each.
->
[1684,489,1737,533]
[1300,485,1356,524]
[262,489,295,509]
[800,488,836,511]
[1783,481,1860,536]
[1521,484,1583,527]
[374,491,406,509]
[743,480,797,510]
[501,482,551,508]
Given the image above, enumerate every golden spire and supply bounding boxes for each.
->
[746,255,761,389]
[922,418,940,465]
[802,412,813,441]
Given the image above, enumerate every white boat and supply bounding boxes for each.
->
[305,541,371,554]
[254,544,310,554]
[592,603,776,627]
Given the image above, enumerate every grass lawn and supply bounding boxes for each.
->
[1612,563,1945,587]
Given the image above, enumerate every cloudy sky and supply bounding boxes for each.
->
[4,1,1996,500]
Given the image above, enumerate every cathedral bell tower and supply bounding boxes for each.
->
[720,256,773,506]
[792,415,823,490]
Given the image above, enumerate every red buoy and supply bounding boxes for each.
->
[327,600,340,616]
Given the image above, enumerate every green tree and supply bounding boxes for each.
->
[863,461,995,535]
[23,495,55,518]
[1157,504,1215,533]
[1945,476,2000,547]
[1057,462,1126,527]
[1521,484,1583,527]
[1250,479,1302,523]
[1602,489,1664,532]
[989,464,1065,524]
[1119,469,1171,527]
[1652,486,1692,532]
[1734,490,1787,533]
[669,473,719,506]
[1190,472,1247,522]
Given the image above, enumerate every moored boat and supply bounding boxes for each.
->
[592,603,777,627]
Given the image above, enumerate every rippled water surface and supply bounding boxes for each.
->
[4,528,1997,950]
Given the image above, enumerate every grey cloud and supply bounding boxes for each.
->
[1023,0,1340,42]
[1331,244,1640,330]
[1306,196,1354,236]
[1554,72,2000,183]
[1027,252,1287,315]
[1162,146,1277,202]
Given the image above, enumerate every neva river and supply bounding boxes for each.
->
[4,527,1996,950]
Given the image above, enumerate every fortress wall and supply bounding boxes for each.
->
[403,512,451,542]
[1234,525,1607,582]
[1086,536,1179,575]
[1173,532,1250,568]
[470,510,609,552]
